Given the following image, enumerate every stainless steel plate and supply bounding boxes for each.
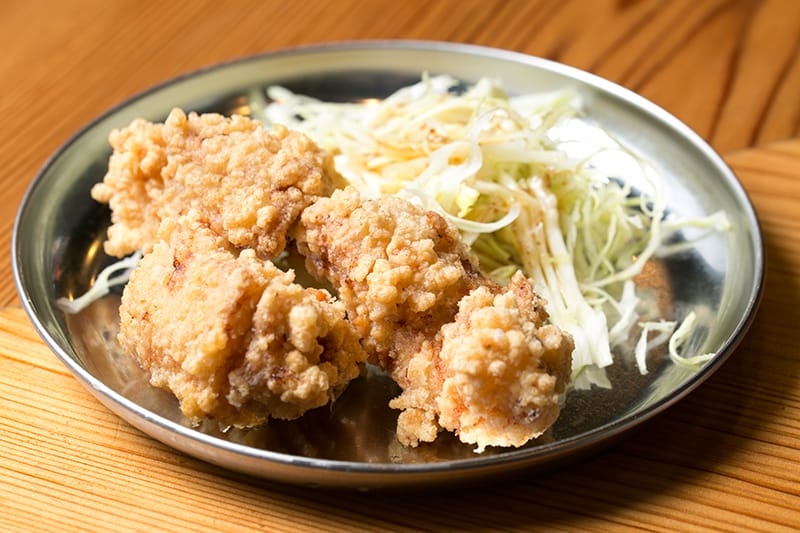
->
[12,41,763,489]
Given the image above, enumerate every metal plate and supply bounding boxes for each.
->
[12,41,763,489]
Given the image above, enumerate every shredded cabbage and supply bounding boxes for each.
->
[265,74,729,388]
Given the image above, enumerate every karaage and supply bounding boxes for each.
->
[92,108,334,259]
[391,273,574,452]
[296,187,573,450]
[118,211,367,428]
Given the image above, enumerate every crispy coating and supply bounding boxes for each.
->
[391,273,574,452]
[296,187,573,451]
[118,213,367,428]
[91,108,334,259]
[295,187,484,366]
[99,109,572,451]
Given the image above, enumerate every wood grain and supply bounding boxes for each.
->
[2,1,799,530]
[1,139,799,532]
[2,0,800,307]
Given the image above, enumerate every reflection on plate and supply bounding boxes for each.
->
[12,41,763,489]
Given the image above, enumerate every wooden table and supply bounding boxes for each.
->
[2,1,799,530]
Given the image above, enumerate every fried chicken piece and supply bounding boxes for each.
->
[118,212,367,428]
[296,187,573,451]
[391,273,574,452]
[91,108,334,259]
[295,186,485,367]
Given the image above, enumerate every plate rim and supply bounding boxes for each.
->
[11,39,766,486]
